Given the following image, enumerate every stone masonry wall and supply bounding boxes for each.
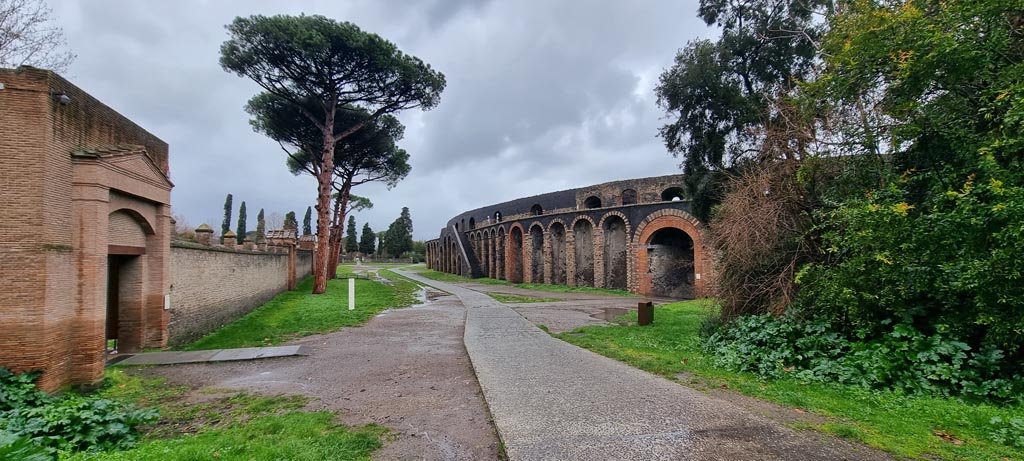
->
[167,243,310,346]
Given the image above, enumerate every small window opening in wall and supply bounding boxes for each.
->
[622,189,637,205]
[530,204,543,216]
[661,187,686,202]
[583,196,602,209]
[494,211,502,222]
[469,217,476,229]
[455,222,459,231]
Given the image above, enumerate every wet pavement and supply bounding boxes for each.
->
[396,270,893,461]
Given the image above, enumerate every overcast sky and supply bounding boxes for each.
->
[49,0,712,240]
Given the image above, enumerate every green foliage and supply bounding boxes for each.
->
[283,211,297,231]
[0,431,50,461]
[0,369,157,456]
[220,193,232,244]
[656,0,831,219]
[359,223,375,255]
[383,207,414,257]
[302,206,312,236]
[988,416,1024,449]
[345,215,358,253]
[235,201,246,244]
[255,208,265,243]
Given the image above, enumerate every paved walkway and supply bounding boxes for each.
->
[112,345,310,366]
[396,270,891,461]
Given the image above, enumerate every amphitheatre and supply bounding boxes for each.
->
[425,174,714,299]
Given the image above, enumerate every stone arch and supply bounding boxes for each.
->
[571,216,596,287]
[507,224,524,283]
[632,209,710,297]
[661,187,686,202]
[599,212,631,290]
[530,204,543,216]
[548,219,567,285]
[583,195,602,209]
[494,211,503,223]
[487,228,496,278]
[622,188,638,205]
[529,222,544,283]
[469,217,476,229]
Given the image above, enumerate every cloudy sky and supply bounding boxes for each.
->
[49,0,712,240]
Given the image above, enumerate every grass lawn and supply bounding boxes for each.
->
[487,293,561,303]
[62,370,384,460]
[181,268,422,350]
[555,301,1024,461]
[416,269,633,297]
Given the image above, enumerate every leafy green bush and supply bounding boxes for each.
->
[988,416,1024,448]
[705,312,1024,402]
[0,368,158,456]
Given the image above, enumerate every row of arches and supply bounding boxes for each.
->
[428,210,702,298]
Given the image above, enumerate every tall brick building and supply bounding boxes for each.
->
[0,67,173,391]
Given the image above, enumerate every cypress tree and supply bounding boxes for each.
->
[220,193,233,244]
[236,201,247,244]
[256,208,266,243]
[359,223,375,255]
[345,215,359,253]
[302,206,312,235]
[284,211,298,231]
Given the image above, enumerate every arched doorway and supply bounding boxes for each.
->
[661,187,685,202]
[647,227,695,298]
[602,215,627,289]
[549,222,567,285]
[508,226,523,283]
[106,209,153,354]
[583,196,602,209]
[529,224,544,283]
[573,220,594,287]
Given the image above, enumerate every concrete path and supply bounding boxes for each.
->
[112,345,310,366]
[396,270,891,461]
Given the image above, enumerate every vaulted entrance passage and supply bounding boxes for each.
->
[496,228,505,280]
[105,208,154,355]
[603,216,628,290]
[508,226,524,283]
[647,228,695,298]
[549,222,567,285]
[573,220,594,286]
[529,224,544,283]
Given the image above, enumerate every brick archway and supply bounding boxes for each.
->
[506,223,525,283]
[632,210,711,298]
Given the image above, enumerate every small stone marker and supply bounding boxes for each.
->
[348,277,355,310]
[638,300,654,326]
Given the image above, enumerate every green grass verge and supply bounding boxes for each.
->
[487,293,561,303]
[180,269,422,351]
[554,301,1024,461]
[62,370,384,460]
[416,269,633,297]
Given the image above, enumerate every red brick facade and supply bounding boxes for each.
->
[0,67,172,391]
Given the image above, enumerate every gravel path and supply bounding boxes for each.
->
[397,270,893,461]
[134,288,501,461]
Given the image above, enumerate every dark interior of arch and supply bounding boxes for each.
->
[573,221,594,286]
[603,217,627,289]
[509,228,523,283]
[661,187,685,202]
[469,217,476,229]
[584,196,602,209]
[496,229,505,280]
[550,223,567,285]
[622,189,637,205]
[530,225,543,282]
[530,204,543,215]
[648,227,695,298]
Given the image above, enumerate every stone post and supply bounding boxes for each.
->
[194,224,213,246]
[243,237,255,251]
[222,231,237,250]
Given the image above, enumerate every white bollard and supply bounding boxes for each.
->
[348,277,355,310]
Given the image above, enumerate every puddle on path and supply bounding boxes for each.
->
[589,307,633,324]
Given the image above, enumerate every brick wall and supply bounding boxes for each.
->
[167,242,314,346]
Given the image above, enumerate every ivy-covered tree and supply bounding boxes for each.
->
[655,0,831,220]
[220,193,233,244]
[235,201,247,244]
[344,215,358,254]
[359,223,375,255]
[222,14,445,294]
[302,206,312,236]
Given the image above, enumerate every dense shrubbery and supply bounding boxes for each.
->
[0,368,158,457]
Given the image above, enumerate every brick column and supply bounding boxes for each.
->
[565,231,577,287]
[70,182,109,387]
[194,224,213,245]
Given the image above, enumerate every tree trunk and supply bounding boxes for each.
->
[327,183,350,279]
[313,109,337,295]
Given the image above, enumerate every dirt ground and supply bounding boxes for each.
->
[133,290,502,461]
